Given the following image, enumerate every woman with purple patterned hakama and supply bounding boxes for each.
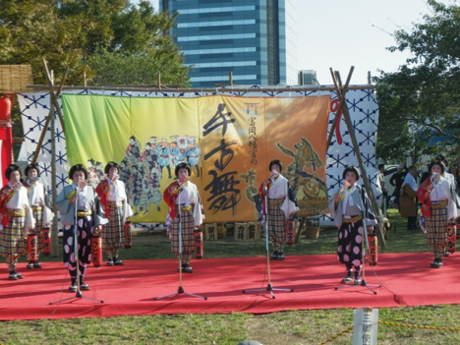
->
[330,166,377,285]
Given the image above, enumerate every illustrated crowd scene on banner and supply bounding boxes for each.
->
[85,134,329,220]
[86,135,201,217]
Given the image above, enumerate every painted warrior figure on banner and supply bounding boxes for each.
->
[87,159,104,189]
[0,164,35,280]
[278,137,329,217]
[56,164,108,292]
[142,136,158,168]
[96,162,134,266]
[170,135,188,171]
[329,166,377,285]
[163,162,204,273]
[157,137,172,179]
[259,159,298,261]
[23,164,54,270]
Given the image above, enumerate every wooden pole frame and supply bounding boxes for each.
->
[26,84,376,93]
[39,59,69,256]
[329,68,386,249]
[42,60,66,131]
[325,67,354,148]
[25,76,379,246]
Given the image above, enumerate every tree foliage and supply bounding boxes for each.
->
[376,0,460,164]
[0,0,189,86]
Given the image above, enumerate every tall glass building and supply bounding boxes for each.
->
[160,0,298,88]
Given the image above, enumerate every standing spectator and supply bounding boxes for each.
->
[400,166,419,230]
[448,165,460,197]
[377,163,387,213]
[420,163,431,184]
[390,164,407,209]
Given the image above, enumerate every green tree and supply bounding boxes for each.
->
[0,0,189,86]
[376,0,460,164]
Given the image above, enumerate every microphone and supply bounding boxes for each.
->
[77,180,87,193]
[431,173,440,184]
[176,178,189,192]
[270,170,279,180]
[12,181,23,190]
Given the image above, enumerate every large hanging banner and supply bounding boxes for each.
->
[61,94,330,223]
[18,87,380,229]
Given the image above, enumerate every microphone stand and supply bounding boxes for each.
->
[155,180,207,301]
[50,186,104,304]
[242,185,293,299]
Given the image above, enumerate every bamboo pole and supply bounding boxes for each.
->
[26,84,376,93]
[49,73,59,257]
[294,218,305,244]
[39,61,69,256]
[42,60,65,131]
[325,67,353,148]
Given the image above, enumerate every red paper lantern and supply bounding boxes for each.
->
[0,96,12,128]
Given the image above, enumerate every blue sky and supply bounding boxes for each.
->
[135,0,450,85]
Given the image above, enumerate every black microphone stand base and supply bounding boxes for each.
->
[154,285,208,301]
[334,279,381,295]
[49,290,104,305]
[243,283,293,300]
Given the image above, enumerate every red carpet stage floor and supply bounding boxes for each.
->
[1,253,460,320]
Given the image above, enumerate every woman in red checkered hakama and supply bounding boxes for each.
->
[0,164,35,280]
[23,164,54,269]
[163,163,204,273]
[96,161,133,266]
[259,159,298,261]
[417,160,458,268]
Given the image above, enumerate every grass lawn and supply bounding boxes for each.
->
[2,209,460,345]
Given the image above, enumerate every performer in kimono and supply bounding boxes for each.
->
[96,162,133,266]
[436,156,460,255]
[417,160,458,268]
[163,162,204,273]
[259,159,298,261]
[0,164,35,280]
[56,164,107,292]
[23,164,54,269]
[329,166,377,284]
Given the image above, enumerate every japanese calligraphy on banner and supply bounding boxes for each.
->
[61,94,330,223]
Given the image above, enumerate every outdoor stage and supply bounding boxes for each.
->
[1,252,459,321]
